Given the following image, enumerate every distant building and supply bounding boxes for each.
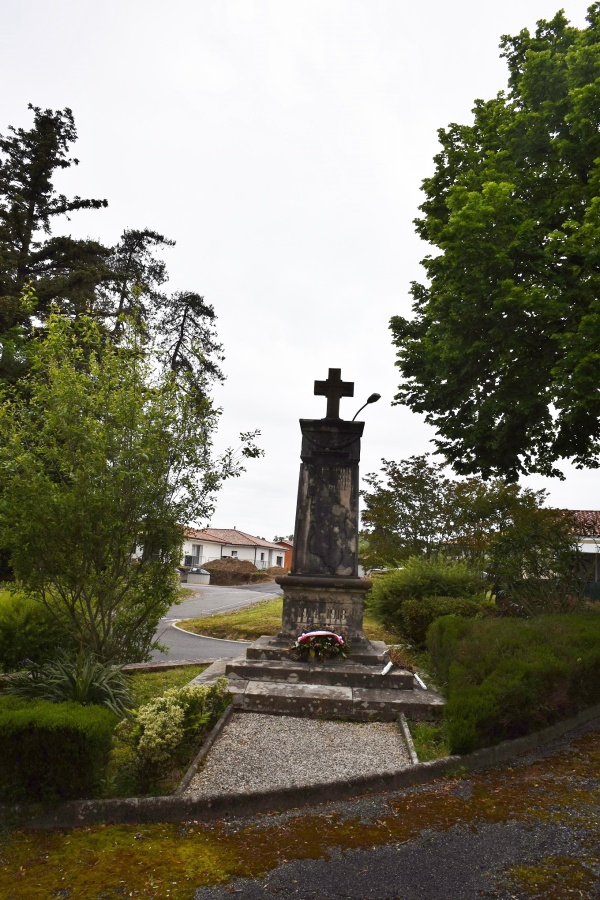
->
[568,510,600,586]
[181,528,286,570]
[274,539,293,570]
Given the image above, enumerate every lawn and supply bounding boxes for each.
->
[128,664,207,707]
[178,596,401,645]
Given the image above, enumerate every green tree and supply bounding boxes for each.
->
[360,455,580,601]
[0,106,223,400]
[391,6,600,479]
[360,455,457,566]
[0,312,259,663]
[0,105,109,382]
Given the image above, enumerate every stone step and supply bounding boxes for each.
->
[230,679,444,722]
[225,657,415,691]
[245,635,389,666]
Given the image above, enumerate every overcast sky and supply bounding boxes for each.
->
[2,1,597,538]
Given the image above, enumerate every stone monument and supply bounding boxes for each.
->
[220,367,445,720]
[276,368,373,647]
[244,367,386,664]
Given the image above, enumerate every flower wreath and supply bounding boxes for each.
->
[291,629,349,662]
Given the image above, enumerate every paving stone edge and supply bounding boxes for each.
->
[2,700,600,831]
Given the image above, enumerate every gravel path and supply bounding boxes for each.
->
[186,712,411,796]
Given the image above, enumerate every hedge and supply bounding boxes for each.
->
[0,697,117,801]
[0,590,70,672]
[401,596,485,648]
[427,613,600,755]
[367,556,485,632]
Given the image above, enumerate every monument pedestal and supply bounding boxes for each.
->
[276,574,371,643]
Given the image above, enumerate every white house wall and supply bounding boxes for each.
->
[180,539,285,569]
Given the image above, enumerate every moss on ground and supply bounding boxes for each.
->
[1,725,598,898]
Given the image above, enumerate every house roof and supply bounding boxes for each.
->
[565,510,600,537]
[184,528,284,550]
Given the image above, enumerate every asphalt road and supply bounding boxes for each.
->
[150,581,282,662]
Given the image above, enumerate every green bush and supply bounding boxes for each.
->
[115,676,230,791]
[427,613,600,754]
[401,596,485,648]
[4,651,133,716]
[0,696,117,801]
[0,590,70,672]
[367,556,485,631]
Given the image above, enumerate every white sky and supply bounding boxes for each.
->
[2,1,597,538]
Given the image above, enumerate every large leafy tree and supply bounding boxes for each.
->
[0,312,258,663]
[391,6,600,479]
[360,455,581,609]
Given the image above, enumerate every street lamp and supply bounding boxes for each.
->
[351,393,381,421]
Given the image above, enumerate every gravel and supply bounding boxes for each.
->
[185,711,411,796]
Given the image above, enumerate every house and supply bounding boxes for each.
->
[274,539,293,570]
[568,510,600,588]
[181,528,287,570]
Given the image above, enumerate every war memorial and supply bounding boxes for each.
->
[222,368,443,720]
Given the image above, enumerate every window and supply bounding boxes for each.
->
[260,552,265,561]
[231,550,238,557]
[276,556,283,566]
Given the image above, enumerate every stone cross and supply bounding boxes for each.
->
[314,368,354,419]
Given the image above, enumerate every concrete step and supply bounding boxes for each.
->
[231,680,444,722]
[225,657,415,691]
[245,635,390,666]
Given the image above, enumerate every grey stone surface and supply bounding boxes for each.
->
[185,711,411,797]
[276,576,372,641]
[293,420,364,577]
[225,658,415,690]
[245,634,389,665]
[242,680,354,717]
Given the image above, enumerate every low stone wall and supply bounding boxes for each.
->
[3,700,599,831]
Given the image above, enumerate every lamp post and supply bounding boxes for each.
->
[352,393,381,421]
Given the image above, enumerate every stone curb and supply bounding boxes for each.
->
[398,712,419,765]
[122,659,220,673]
[3,700,600,831]
[174,704,235,795]
[170,622,251,644]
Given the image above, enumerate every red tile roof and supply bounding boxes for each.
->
[564,510,600,537]
[183,528,283,549]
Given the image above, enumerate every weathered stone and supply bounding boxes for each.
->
[245,635,389,666]
[227,368,445,722]
[275,574,372,642]
[225,658,415,690]
[291,419,364,577]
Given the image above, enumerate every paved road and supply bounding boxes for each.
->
[151,582,282,662]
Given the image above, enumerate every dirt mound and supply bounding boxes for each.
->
[204,557,270,585]
[267,566,288,577]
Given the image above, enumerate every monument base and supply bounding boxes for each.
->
[245,634,389,666]
[213,572,445,721]
[275,574,373,643]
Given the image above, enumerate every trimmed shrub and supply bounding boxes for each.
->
[0,696,117,801]
[401,596,485,648]
[367,556,485,631]
[0,590,71,672]
[427,613,600,754]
